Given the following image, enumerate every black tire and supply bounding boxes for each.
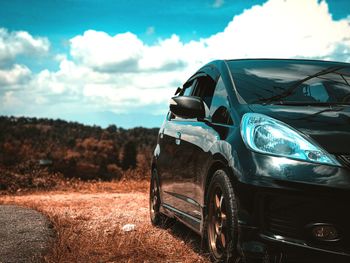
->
[205,169,238,263]
[149,168,167,226]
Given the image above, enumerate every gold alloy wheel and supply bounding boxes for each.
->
[208,186,228,259]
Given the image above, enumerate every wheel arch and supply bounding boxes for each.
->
[203,154,238,208]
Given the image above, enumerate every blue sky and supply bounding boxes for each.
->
[1,0,350,128]
[0,0,267,72]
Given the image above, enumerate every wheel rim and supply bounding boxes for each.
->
[208,186,227,259]
[150,176,159,219]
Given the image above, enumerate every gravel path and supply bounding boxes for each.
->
[0,205,55,263]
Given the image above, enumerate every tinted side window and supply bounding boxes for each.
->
[210,77,233,125]
[171,75,217,121]
[192,76,216,108]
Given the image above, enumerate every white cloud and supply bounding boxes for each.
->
[28,54,179,114]
[1,91,25,114]
[69,31,191,73]
[0,64,31,85]
[203,0,350,61]
[2,0,350,126]
[0,28,50,66]
[140,35,188,71]
[70,30,143,72]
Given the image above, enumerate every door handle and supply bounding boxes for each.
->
[175,132,181,145]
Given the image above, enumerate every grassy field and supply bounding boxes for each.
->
[0,180,209,263]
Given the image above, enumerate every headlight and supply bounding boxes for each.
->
[240,113,340,166]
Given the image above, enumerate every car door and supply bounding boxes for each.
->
[158,70,218,221]
[171,75,217,220]
[157,79,197,209]
[169,73,234,221]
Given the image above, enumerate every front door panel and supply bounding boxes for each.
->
[165,120,219,219]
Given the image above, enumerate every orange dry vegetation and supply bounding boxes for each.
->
[0,180,210,263]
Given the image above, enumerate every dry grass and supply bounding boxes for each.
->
[0,180,210,263]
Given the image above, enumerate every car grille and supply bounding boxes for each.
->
[338,155,350,167]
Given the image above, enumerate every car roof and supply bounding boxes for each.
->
[223,58,350,66]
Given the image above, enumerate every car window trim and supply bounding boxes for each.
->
[186,72,208,85]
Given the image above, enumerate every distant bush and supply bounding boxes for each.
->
[0,161,63,193]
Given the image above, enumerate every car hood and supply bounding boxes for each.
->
[248,104,350,154]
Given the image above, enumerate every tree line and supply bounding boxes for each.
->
[0,116,159,182]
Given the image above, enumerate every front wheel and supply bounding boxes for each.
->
[206,170,238,262]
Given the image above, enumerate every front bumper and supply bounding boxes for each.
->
[234,152,350,262]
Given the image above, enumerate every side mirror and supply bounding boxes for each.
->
[169,96,205,119]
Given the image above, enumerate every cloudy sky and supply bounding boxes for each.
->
[1,0,350,128]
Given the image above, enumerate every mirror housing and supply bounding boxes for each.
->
[169,96,205,119]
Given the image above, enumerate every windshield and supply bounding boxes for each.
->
[227,60,350,105]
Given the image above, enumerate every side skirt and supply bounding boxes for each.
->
[160,203,202,235]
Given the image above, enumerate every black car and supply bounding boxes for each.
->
[149,59,350,262]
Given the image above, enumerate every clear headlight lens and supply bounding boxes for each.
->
[240,113,340,166]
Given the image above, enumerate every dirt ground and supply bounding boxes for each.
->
[0,181,209,263]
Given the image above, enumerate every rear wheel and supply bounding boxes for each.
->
[206,170,238,262]
[149,168,166,226]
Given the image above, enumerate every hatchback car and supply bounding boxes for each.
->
[149,59,350,262]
